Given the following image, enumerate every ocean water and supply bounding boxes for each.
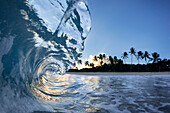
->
[1,0,170,113]
[30,74,170,113]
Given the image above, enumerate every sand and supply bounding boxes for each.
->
[66,72,170,76]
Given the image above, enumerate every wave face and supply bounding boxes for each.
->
[0,0,91,112]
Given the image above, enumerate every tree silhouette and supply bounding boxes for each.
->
[68,51,170,72]
[85,61,89,66]
[109,56,113,65]
[137,51,143,64]
[102,54,106,63]
[103,54,106,60]
[121,52,128,64]
[90,63,94,68]
[143,51,150,64]
[77,59,82,65]
[113,56,118,64]
[152,52,160,63]
[98,54,103,66]
[129,47,136,64]
[93,56,98,62]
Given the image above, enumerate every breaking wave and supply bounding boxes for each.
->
[0,0,91,112]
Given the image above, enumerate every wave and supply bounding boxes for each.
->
[0,0,91,112]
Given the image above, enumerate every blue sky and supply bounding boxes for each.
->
[81,0,170,64]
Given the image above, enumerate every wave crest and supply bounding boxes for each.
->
[0,0,91,112]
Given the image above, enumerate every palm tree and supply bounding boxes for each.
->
[121,52,128,64]
[77,59,82,65]
[129,47,136,64]
[103,54,106,59]
[143,51,150,64]
[109,56,113,65]
[98,54,103,60]
[85,61,89,66]
[137,51,143,64]
[102,53,106,63]
[98,54,103,66]
[113,56,118,64]
[90,63,94,68]
[93,56,98,62]
[152,52,160,63]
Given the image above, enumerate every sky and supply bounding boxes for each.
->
[81,0,170,64]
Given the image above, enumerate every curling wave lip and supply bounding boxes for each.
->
[0,0,91,112]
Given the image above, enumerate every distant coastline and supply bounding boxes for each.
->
[73,49,170,73]
[66,72,170,75]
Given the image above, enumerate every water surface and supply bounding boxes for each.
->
[32,74,170,113]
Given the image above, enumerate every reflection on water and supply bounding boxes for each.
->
[33,74,170,113]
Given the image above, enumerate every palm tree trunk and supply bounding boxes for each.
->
[145,59,147,64]
[138,59,139,72]
[131,55,133,72]
[131,55,133,64]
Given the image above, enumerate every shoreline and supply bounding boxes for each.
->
[66,72,170,75]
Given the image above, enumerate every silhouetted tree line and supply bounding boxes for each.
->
[68,47,170,72]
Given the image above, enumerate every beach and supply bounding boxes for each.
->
[66,72,170,75]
